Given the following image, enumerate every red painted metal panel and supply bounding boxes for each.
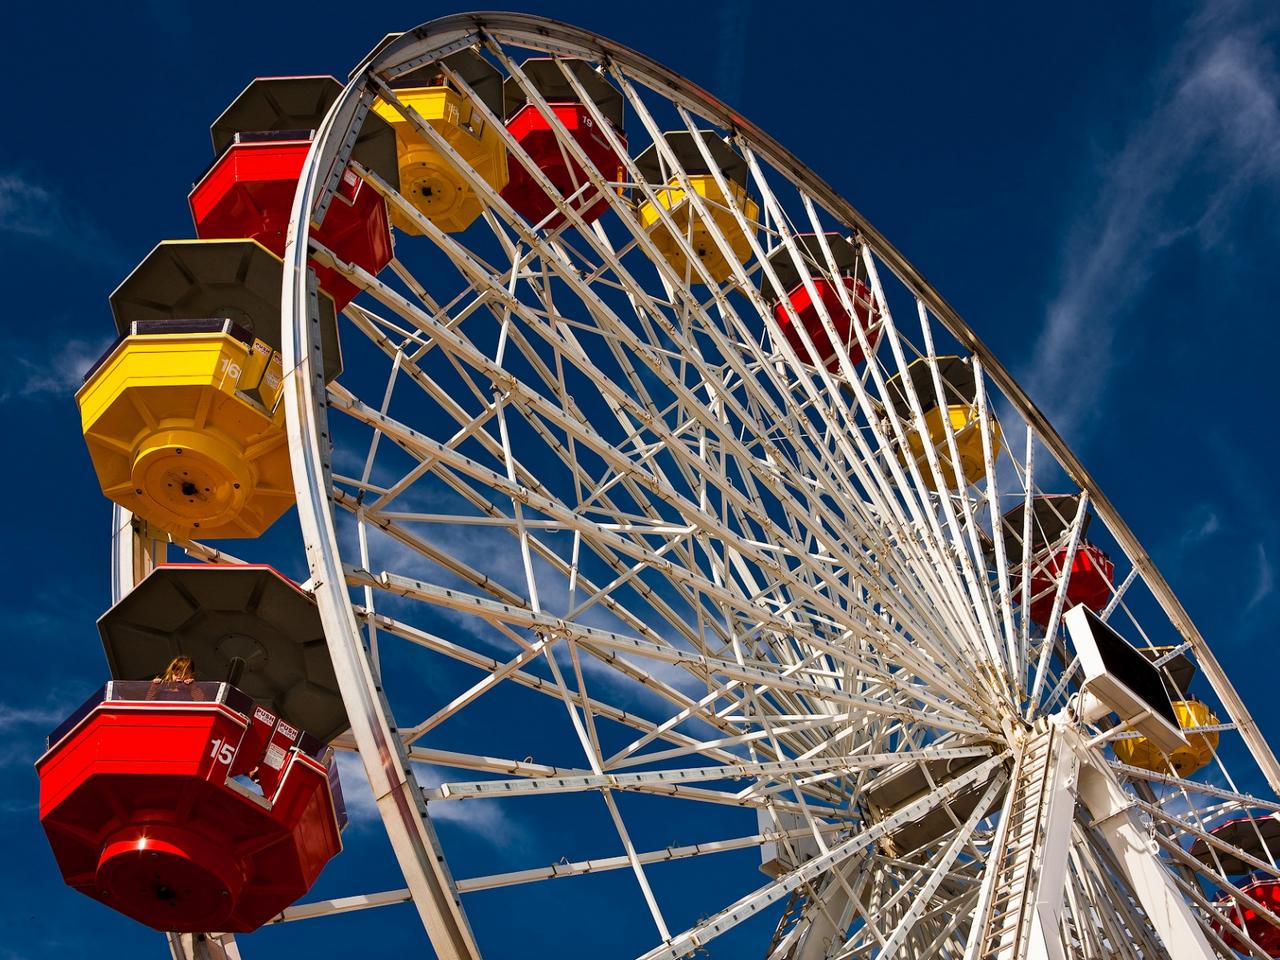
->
[190,140,392,309]
[39,706,244,815]
[37,694,341,932]
[501,102,627,230]
[773,276,881,371]
[230,702,279,781]
[1029,542,1115,628]
[1214,878,1280,956]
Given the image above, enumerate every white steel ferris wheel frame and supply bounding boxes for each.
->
[109,12,1280,960]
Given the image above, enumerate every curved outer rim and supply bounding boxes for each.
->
[277,11,1280,955]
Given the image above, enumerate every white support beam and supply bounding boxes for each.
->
[1072,729,1217,960]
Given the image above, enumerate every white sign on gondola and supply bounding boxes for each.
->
[1065,605,1188,753]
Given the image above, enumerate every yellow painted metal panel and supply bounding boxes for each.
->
[901,404,1002,490]
[373,86,509,234]
[1113,699,1219,778]
[638,175,759,285]
[77,333,292,539]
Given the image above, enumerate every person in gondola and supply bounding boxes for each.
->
[146,655,206,701]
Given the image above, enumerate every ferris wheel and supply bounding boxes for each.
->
[36,12,1280,960]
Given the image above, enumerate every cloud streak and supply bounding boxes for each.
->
[333,749,517,844]
[1181,503,1223,547]
[0,702,68,735]
[0,172,126,272]
[0,698,81,772]
[713,0,752,105]
[1247,542,1273,611]
[1024,1,1280,439]
[0,335,113,403]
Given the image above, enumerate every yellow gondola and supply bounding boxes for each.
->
[371,50,508,234]
[884,356,1001,489]
[1112,699,1219,777]
[635,131,758,285]
[78,319,293,540]
[77,238,334,540]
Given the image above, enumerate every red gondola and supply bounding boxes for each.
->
[1028,541,1114,628]
[765,234,882,371]
[189,77,397,309]
[38,681,344,933]
[999,495,1115,628]
[1212,878,1280,956]
[500,59,627,229]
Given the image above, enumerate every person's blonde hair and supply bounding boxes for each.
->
[161,655,196,682]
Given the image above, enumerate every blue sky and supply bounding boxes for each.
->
[2,1,1279,956]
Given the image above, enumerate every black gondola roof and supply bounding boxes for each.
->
[98,565,350,743]
[209,75,398,188]
[109,239,342,384]
[502,58,624,129]
[634,130,748,188]
[883,355,977,416]
[764,233,860,299]
[999,494,1092,563]
[1188,812,1280,876]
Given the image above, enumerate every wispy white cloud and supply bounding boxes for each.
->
[1024,1,1280,439]
[713,0,753,105]
[333,748,518,844]
[0,335,113,403]
[0,171,121,404]
[0,698,80,771]
[413,763,520,840]
[1182,504,1223,546]
[0,702,68,733]
[1247,541,1273,611]
[0,175,63,239]
[0,172,125,271]
[333,749,379,825]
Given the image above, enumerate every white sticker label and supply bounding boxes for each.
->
[264,743,287,770]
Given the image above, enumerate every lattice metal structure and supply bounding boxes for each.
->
[105,13,1280,960]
